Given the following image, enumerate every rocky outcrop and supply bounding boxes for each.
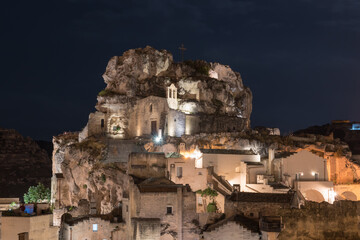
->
[99,46,252,120]
[0,128,51,199]
[52,133,130,215]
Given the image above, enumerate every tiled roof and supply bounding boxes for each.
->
[228,192,294,203]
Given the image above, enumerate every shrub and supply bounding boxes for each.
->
[23,183,51,204]
[184,60,210,76]
[98,89,117,97]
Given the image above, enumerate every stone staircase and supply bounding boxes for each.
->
[203,221,259,240]
[203,215,260,240]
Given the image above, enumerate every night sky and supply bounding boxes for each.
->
[1,0,360,141]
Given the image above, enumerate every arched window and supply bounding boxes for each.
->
[150,104,153,113]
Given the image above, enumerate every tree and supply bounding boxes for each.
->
[23,183,51,204]
[196,187,218,213]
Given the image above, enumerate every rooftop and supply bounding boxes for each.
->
[205,214,260,234]
[228,192,294,203]
[137,177,184,193]
[200,149,256,155]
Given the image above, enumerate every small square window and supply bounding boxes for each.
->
[93,224,98,232]
[166,206,173,214]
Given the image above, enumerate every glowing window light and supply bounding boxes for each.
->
[154,136,162,143]
[93,224,98,232]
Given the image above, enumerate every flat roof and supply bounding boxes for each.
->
[201,149,256,155]
[228,192,294,203]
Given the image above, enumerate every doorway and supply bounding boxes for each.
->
[151,121,157,135]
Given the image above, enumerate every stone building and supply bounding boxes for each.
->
[272,150,335,203]
[123,177,199,240]
[202,215,260,240]
[225,192,299,220]
[61,216,126,240]
[166,154,233,213]
[0,214,58,240]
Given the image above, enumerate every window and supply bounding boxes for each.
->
[18,232,28,240]
[101,119,104,128]
[177,167,183,178]
[166,206,173,214]
[93,224,98,232]
[149,104,153,113]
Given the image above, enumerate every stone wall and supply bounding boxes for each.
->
[128,152,167,179]
[334,184,360,201]
[202,153,260,188]
[131,218,161,240]
[273,150,328,187]
[185,115,200,135]
[128,96,169,138]
[167,157,208,192]
[61,217,126,240]
[137,192,178,232]
[277,201,360,240]
[79,111,106,141]
[166,109,185,137]
[225,201,290,220]
[327,155,360,184]
[1,214,58,240]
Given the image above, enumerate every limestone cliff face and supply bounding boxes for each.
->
[52,133,129,214]
[99,46,252,120]
[0,128,51,198]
